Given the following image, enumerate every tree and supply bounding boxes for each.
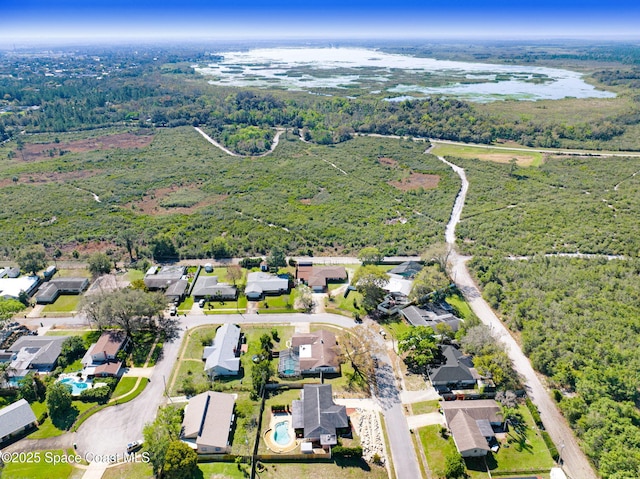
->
[163,440,198,479]
[118,230,137,263]
[227,264,242,286]
[421,243,451,274]
[358,246,382,265]
[46,381,75,429]
[251,359,274,400]
[444,450,467,478]
[0,298,26,321]
[410,264,451,304]
[352,265,389,312]
[152,236,178,260]
[58,336,87,369]
[16,245,46,275]
[296,283,314,312]
[143,405,183,477]
[0,361,15,387]
[79,288,170,338]
[398,326,438,372]
[267,246,287,269]
[88,252,112,277]
[337,326,382,389]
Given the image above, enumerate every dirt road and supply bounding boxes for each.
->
[440,154,598,479]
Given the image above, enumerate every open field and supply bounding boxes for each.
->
[431,143,544,166]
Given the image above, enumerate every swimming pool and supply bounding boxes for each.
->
[59,377,90,395]
[273,421,291,446]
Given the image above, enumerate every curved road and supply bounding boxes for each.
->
[439,154,598,479]
[9,313,421,479]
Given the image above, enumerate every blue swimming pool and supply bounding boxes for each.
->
[273,421,291,446]
[59,377,90,395]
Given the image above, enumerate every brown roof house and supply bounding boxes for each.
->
[181,391,236,454]
[278,330,340,378]
[82,330,128,378]
[296,262,347,293]
[441,399,503,457]
[292,384,349,449]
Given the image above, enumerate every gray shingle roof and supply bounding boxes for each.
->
[182,391,235,450]
[429,345,479,385]
[192,276,236,299]
[294,384,348,445]
[203,324,241,375]
[8,336,69,368]
[0,399,37,440]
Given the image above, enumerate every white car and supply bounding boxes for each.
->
[126,441,142,453]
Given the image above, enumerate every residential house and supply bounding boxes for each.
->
[292,384,349,449]
[245,272,289,300]
[0,276,40,300]
[428,345,480,392]
[441,399,503,457]
[377,292,411,315]
[400,305,462,332]
[383,273,413,300]
[202,324,242,378]
[82,330,128,378]
[296,263,348,293]
[181,391,236,454]
[34,277,90,304]
[6,335,69,377]
[165,279,189,303]
[388,261,423,279]
[0,399,38,444]
[192,276,237,301]
[278,330,340,378]
[143,265,186,291]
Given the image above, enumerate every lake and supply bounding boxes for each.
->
[194,47,616,103]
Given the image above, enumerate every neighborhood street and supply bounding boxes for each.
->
[11,312,422,479]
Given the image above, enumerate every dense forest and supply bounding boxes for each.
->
[471,256,640,479]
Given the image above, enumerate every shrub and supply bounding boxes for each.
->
[332,446,363,458]
[79,386,111,404]
[541,431,560,461]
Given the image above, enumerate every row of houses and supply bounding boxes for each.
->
[180,383,349,454]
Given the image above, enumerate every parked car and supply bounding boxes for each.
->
[126,441,142,453]
[198,299,205,308]
[169,305,177,316]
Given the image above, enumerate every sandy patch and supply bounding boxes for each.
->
[474,153,537,166]
[389,172,440,191]
[378,157,398,167]
[15,132,154,162]
[127,185,228,215]
[0,169,98,187]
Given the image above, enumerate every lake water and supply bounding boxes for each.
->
[194,47,616,103]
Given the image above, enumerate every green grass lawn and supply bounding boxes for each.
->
[256,292,296,313]
[202,296,247,314]
[101,461,153,479]
[42,295,81,313]
[431,142,544,167]
[112,377,138,397]
[55,268,91,278]
[63,358,83,373]
[411,400,440,415]
[198,462,246,479]
[177,296,194,312]
[130,331,157,367]
[1,449,76,479]
[446,294,476,321]
[418,403,555,479]
[335,289,366,317]
[124,269,145,282]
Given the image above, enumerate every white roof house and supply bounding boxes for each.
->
[0,276,40,300]
[0,399,38,443]
[202,324,241,377]
[383,273,413,298]
[245,272,289,299]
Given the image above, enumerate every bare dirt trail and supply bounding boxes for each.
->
[194,126,284,157]
[439,153,599,479]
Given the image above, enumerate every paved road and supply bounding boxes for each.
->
[440,154,598,479]
[15,312,421,479]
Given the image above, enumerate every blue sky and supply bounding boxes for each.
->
[2,0,639,44]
